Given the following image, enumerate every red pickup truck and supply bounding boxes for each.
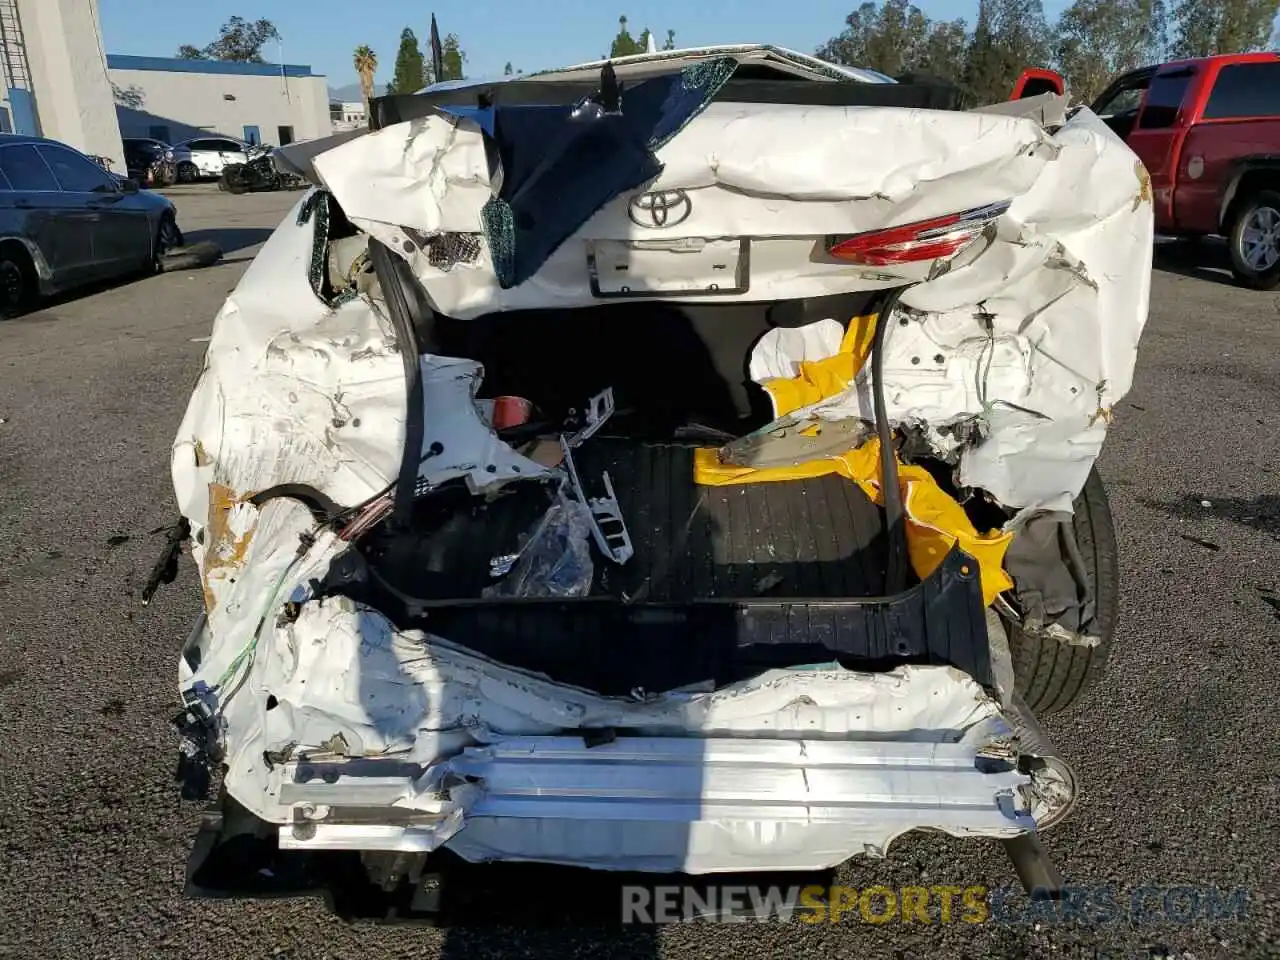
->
[1091,52,1280,289]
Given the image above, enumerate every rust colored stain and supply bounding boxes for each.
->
[1133,162,1152,210]
[200,483,256,612]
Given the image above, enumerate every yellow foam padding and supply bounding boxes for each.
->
[761,314,877,417]
[699,312,1013,605]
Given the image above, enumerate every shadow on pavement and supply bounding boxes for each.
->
[1152,238,1237,287]
[182,227,274,255]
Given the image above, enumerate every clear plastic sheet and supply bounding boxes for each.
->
[482,496,595,599]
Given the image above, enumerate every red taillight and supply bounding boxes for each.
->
[829,201,1011,266]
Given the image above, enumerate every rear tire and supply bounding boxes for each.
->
[0,245,35,318]
[177,161,199,184]
[154,214,184,271]
[1009,466,1120,715]
[1227,189,1280,290]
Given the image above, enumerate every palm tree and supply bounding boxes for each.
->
[353,45,377,110]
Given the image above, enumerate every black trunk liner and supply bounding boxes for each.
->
[584,441,889,601]
[368,439,889,602]
[344,438,991,695]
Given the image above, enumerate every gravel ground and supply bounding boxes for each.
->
[0,189,1276,960]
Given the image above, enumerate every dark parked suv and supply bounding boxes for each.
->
[0,134,183,316]
[122,137,178,187]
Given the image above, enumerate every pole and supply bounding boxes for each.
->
[278,37,289,102]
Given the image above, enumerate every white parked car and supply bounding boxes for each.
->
[172,136,252,182]
[162,44,1151,917]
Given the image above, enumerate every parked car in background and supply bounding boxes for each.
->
[0,134,183,316]
[1092,51,1280,288]
[123,138,179,187]
[173,136,253,182]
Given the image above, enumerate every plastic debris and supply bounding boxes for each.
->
[565,387,615,448]
[560,435,635,564]
[482,495,595,599]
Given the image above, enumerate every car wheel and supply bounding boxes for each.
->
[1228,190,1280,290]
[177,161,199,184]
[1008,466,1120,715]
[154,214,184,269]
[0,247,35,318]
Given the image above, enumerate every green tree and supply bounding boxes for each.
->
[819,2,895,70]
[1170,0,1279,57]
[504,61,514,75]
[963,0,1002,101]
[961,0,1051,104]
[611,15,642,57]
[638,27,653,52]
[389,27,426,94]
[820,0,969,76]
[178,16,279,62]
[917,18,969,80]
[1056,0,1165,102]
[441,33,466,80]
[663,29,677,50]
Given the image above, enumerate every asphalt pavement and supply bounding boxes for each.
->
[0,188,1276,959]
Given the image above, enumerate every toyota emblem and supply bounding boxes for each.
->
[628,189,692,228]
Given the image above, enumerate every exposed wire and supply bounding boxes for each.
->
[871,285,912,594]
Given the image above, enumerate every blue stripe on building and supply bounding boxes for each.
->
[105,55,315,78]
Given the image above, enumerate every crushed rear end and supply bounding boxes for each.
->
[166,46,1151,913]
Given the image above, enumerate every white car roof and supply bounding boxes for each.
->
[418,44,893,94]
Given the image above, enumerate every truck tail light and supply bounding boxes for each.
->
[828,201,1011,266]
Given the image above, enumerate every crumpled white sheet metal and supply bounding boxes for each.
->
[220,597,1031,872]
[170,196,551,618]
[311,101,1150,513]
[171,88,1149,871]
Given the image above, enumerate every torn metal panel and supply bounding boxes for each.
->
[312,120,494,236]
[273,129,368,186]
[288,730,1032,871]
[1003,511,1098,638]
[972,92,1069,127]
[414,356,551,493]
[308,100,1148,515]
[195,597,1036,871]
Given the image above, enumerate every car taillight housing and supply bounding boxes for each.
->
[828,200,1011,266]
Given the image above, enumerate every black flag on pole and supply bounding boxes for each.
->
[430,13,444,82]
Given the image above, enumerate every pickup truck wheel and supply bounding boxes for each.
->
[1228,190,1280,290]
[1009,466,1120,715]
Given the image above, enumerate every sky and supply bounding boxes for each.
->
[98,0,1072,93]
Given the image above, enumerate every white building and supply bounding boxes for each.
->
[330,100,366,133]
[109,55,332,148]
[0,0,332,168]
[3,0,125,168]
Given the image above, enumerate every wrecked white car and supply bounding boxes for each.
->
[163,45,1150,915]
